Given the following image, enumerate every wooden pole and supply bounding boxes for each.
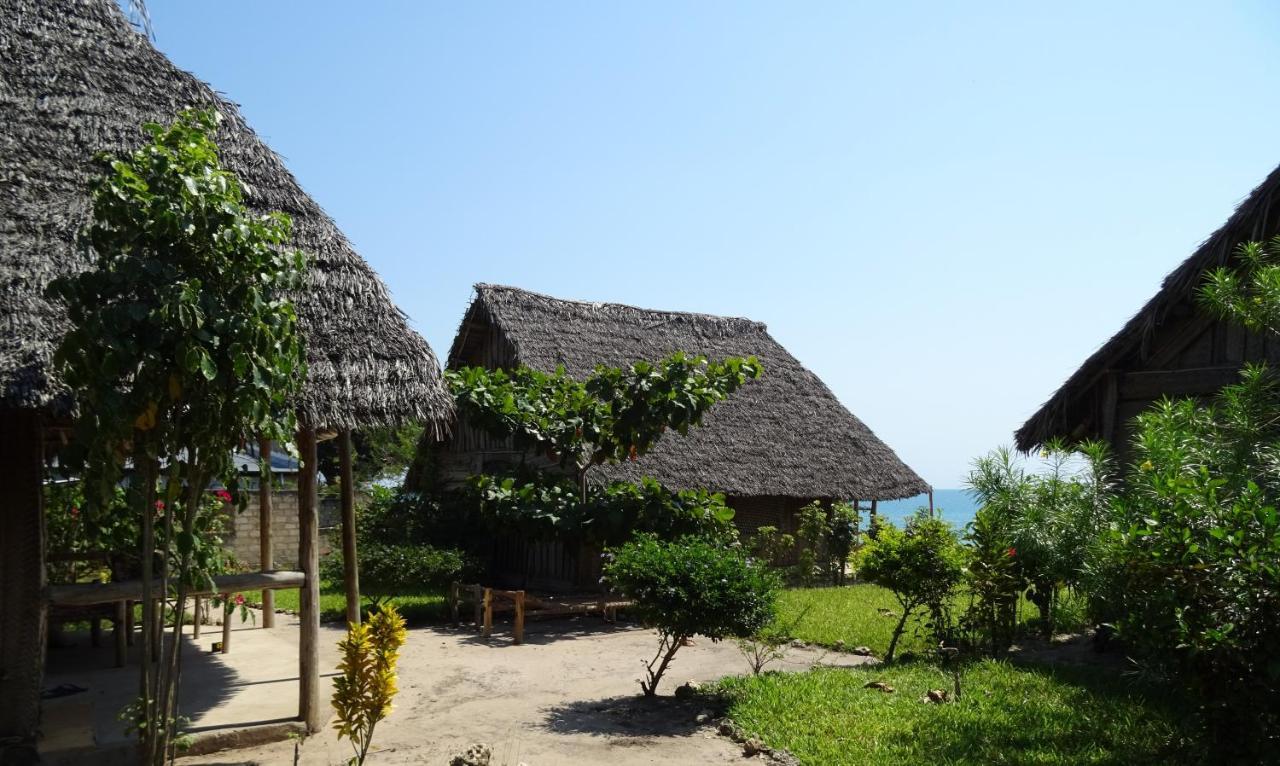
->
[928,488,935,518]
[297,426,323,733]
[471,584,483,629]
[449,582,460,625]
[192,596,202,638]
[481,588,493,639]
[258,437,275,629]
[221,595,231,654]
[114,600,127,668]
[339,430,360,626]
[514,591,525,645]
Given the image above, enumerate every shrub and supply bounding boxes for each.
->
[332,603,407,765]
[746,525,795,569]
[855,511,964,662]
[603,534,780,696]
[322,543,477,593]
[1099,365,1280,752]
[793,501,859,585]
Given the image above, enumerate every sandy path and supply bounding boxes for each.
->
[177,616,872,765]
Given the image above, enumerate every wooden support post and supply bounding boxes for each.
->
[152,599,162,662]
[481,588,493,639]
[125,600,134,646]
[449,582,460,625]
[0,410,46,744]
[514,591,525,645]
[339,430,360,626]
[221,595,231,654]
[90,617,102,648]
[114,600,128,668]
[471,584,483,629]
[258,437,275,629]
[297,426,323,733]
[928,489,935,517]
[192,596,202,638]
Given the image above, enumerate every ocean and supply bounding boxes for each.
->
[870,488,978,531]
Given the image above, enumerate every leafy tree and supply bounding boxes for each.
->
[793,501,859,585]
[856,512,965,662]
[603,534,779,695]
[448,353,761,498]
[48,110,306,764]
[317,422,425,491]
[446,354,760,543]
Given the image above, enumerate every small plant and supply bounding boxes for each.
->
[332,603,408,765]
[855,512,964,662]
[603,534,779,696]
[746,525,795,569]
[737,605,812,675]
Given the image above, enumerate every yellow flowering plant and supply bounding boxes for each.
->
[332,603,407,765]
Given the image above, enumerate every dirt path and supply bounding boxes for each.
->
[177,617,872,765]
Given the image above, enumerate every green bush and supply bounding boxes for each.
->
[1098,365,1280,753]
[322,542,477,593]
[603,534,779,695]
[855,511,964,662]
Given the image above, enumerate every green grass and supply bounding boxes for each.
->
[716,661,1194,765]
[249,580,447,624]
[774,585,1079,658]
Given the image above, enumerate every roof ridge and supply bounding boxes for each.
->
[474,283,768,332]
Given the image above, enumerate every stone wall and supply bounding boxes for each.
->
[222,491,332,570]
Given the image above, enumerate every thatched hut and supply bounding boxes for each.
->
[1016,163,1280,454]
[436,284,928,588]
[0,0,451,746]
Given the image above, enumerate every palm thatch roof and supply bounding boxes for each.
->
[449,284,929,500]
[1015,164,1280,451]
[0,0,452,430]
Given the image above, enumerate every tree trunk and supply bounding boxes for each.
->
[259,437,275,628]
[886,605,912,663]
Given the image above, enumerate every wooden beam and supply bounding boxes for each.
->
[514,590,525,645]
[482,588,493,639]
[192,596,202,638]
[48,571,306,607]
[0,410,46,743]
[114,600,127,668]
[258,436,275,629]
[1100,372,1119,443]
[221,594,231,654]
[1117,366,1241,400]
[297,426,323,733]
[449,582,460,625]
[339,430,360,626]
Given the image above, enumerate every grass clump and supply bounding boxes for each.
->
[716,661,1194,765]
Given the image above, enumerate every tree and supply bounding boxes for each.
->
[49,110,306,765]
[856,512,965,662]
[602,534,779,695]
[447,354,761,541]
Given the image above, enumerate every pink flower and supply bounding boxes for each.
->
[69,506,80,518]
[1006,547,1016,557]
[154,500,165,511]
[234,594,245,606]
[214,489,233,503]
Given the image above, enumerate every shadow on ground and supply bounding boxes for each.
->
[541,694,723,739]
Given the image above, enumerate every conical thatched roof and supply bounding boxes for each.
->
[449,284,928,500]
[1016,163,1280,451]
[0,0,452,430]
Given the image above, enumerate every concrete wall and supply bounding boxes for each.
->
[221,492,333,570]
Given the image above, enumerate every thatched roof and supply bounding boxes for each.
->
[449,284,929,500]
[0,0,452,430]
[1015,163,1280,451]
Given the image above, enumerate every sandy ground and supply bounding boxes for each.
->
[169,615,873,766]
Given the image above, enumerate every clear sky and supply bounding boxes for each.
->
[140,1,1280,488]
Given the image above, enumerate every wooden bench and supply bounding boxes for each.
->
[448,582,631,644]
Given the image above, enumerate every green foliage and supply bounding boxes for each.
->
[322,543,476,593]
[959,507,1020,656]
[746,525,796,570]
[48,109,306,765]
[792,501,859,585]
[856,512,965,662]
[1099,364,1280,752]
[447,352,762,478]
[715,661,1198,766]
[603,534,780,695]
[318,423,425,491]
[1200,236,1280,334]
[965,442,1114,638]
[467,471,736,544]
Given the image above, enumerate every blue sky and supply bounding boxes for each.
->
[142,2,1280,487]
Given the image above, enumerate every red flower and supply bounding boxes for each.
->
[214,489,233,503]
[69,506,80,518]
[154,500,165,511]
[234,594,245,606]
[1006,547,1016,557]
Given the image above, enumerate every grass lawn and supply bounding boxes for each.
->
[249,580,447,624]
[716,661,1193,766]
[774,585,1073,658]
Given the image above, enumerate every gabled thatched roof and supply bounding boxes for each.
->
[1015,164,1280,451]
[0,0,452,430]
[449,284,929,500]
